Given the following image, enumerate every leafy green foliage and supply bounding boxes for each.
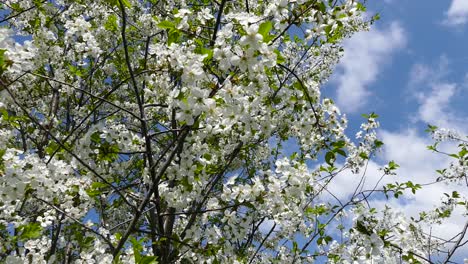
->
[18,223,42,240]
[258,21,273,43]
[0,49,13,75]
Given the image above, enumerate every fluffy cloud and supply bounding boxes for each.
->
[326,130,456,202]
[408,56,450,88]
[408,57,468,131]
[332,22,406,113]
[444,0,468,25]
[416,83,459,128]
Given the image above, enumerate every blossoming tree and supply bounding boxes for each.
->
[0,0,466,263]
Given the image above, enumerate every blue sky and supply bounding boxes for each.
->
[323,0,468,261]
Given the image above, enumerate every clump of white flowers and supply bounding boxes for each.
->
[432,127,464,142]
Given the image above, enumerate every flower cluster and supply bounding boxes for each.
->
[328,206,429,263]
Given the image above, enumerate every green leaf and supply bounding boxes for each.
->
[292,241,298,253]
[202,153,212,161]
[90,132,101,143]
[10,3,22,12]
[305,205,328,216]
[458,148,467,157]
[32,0,44,8]
[157,20,175,30]
[317,2,326,13]
[372,13,381,22]
[104,14,118,31]
[167,29,181,45]
[120,0,131,8]
[325,151,335,165]
[274,49,285,64]
[91,181,108,189]
[290,152,298,160]
[194,39,213,62]
[0,49,13,74]
[394,190,403,198]
[388,161,399,170]
[425,124,438,133]
[374,140,384,148]
[359,152,369,160]
[18,223,42,240]
[138,256,158,264]
[355,220,371,236]
[0,49,6,67]
[85,188,102,198]
[258,21,272,42]
[427,144,437,151]
[105,0,131,8]
[68,64,84,77]
[180,176,193,192]
[356,2,366,11]
[362,112,379,119]
[86,182,108,197]
[402,252,422,264]
[331,140,346,148]
[335,149,346,157]
[131,237,143,262]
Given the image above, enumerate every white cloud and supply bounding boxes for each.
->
[324,161,382,202]
[408,56,450,88]
[379,129,443,175]
[325,130,455,205]
[444,0,468,25]
[332,22,406,113]
[408,57,468,132]
[416,83,460,128]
